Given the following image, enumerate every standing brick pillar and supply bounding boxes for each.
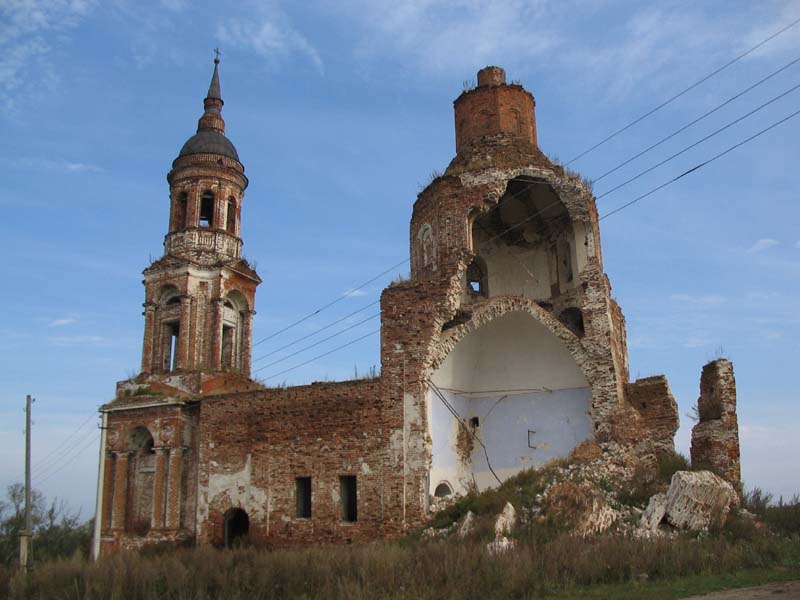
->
[101,452,115,532]
[111,452,131,530]
[151,448,168,530]
[165,447,185,530]
[141,304,156,373]
[177,296,192,370]
[691,359,741,491]
[210,299,224,371]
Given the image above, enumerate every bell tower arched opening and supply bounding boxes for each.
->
[468,177,580,302]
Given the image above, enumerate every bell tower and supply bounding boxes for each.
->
[139,55,260,379]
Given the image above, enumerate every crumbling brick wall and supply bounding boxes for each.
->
[691,359,741,491]
[625,375,679,456]
[195,379,390,547]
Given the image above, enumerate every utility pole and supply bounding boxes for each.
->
[19,394,33,572]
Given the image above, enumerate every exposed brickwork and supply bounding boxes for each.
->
[195,380,389,546]
[625,376,679,456]
[96,64,741,555]
[691,359,741,491]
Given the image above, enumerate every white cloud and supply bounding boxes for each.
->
[48,317,77,327]
[747,238,780,253]
[344,289,368,297]
[684,334,711,348]
[12,157,103,173]
[0,0,95,112]
[217,7,323,72]
[48,335,107,347]
[670,293,727,305]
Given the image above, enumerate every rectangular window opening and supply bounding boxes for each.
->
[295,477,312,519]
[339,475,357,522]
[167,322,179,372]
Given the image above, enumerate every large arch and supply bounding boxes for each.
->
[427,299,599,496]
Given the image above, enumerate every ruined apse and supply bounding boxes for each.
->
[93,63,740,555]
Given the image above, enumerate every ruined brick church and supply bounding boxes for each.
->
[93,59,741,555]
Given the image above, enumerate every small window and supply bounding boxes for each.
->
[296,477,312,519]
[466,257,488,298]
[200,192,215,227]
[339,476,357,522]
[226,199,236,234]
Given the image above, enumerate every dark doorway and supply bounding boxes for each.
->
[224,508,249,548]
[339,476,357,522]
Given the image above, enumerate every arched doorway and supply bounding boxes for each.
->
[223,508,249,548]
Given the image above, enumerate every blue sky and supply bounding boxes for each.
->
[1,0,798,516]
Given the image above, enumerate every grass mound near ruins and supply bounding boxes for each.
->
[2,530,799,599]
[3,454,799,600]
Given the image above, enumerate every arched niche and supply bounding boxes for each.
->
[428,310,592,497]
[126,427,156,535]
[221,290,248,372]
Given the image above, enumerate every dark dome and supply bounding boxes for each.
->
[178,130,239,161]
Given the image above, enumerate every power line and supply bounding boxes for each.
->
[250,48,800,364]
[35,432,99,486]
[253,312,380,373]
[34,427,98,481]
[594,81,800,200]
[31,411,96,473]
[252,259,408,348]
[592,54,800,183]
[252,299,379,364]
[260,328,380,381]
[599,106,800,221]
[427,380,503,486]
[253,105,798,385]
[565,13,800,165]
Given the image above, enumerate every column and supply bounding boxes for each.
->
[210,299,224,371]
[177,296,192,370]
[151,448,168,530]
[165,447,185,530]
[111,452,130,530]
[241,310,254,376]
[185,186,199,227]
[101,452,115,532]
[140,304,156,373]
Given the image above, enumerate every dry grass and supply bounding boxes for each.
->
[2,533,797,600]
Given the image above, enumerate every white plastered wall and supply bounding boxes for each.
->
[429,311,592,495]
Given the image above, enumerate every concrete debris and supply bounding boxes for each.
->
[577,497,619,536]
[494,502,517,536]
[638,471,736,533]
[639,493,668,533]
[664,471,736,530]
[457,510,476,538]
[487,534,517,555]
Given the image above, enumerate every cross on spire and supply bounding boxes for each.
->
[213,47,221,64]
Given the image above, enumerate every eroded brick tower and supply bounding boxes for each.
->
[141,56,260,380]
[95,58,260,555]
